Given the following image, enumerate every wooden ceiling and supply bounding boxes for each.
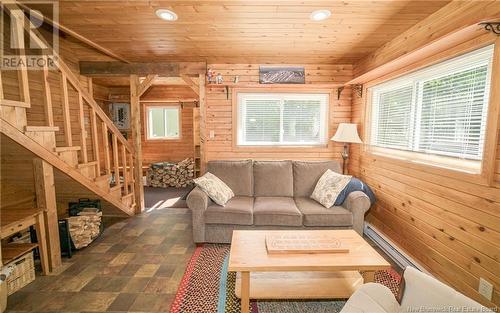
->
[52,0,451,64]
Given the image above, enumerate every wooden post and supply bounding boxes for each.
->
[102,122,111,174]
[60,74,73,146]
[33,158,62,271]
[130,74,144,213]
[42,56,54,127]
[78,92,88,163]
[90,108,100,174]
[112,133,120,189]
[198,74,206,174]
[122,144,128,194]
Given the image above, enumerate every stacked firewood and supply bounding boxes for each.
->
[67,209,102,249]
[146,158,195,188]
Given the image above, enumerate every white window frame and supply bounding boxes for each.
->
[368,45,494,174]
[146,105,181,140]
[236,92,329,147]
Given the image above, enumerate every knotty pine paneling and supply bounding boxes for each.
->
[105,85,198,167]
[204,64,353,163]
[349,50,500,308]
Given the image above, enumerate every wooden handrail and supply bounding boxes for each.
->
[6,3,137,205]
[11,4,133,153]
[57,59,134,152]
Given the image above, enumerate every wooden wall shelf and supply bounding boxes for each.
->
[206,83,343,99]
[1,243,38,264]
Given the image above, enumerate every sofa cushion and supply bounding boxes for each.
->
[207,160,253,196]
[254,161,293,197]
[294,197,353,227]
[293,160,343,197]
[253,197,302,226]
[311,169,352,208]
[205,196,254,225]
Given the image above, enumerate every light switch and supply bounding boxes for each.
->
[209,130,215,139]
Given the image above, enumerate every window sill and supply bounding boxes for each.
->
[368,146,481,175]
[146,137,181,142]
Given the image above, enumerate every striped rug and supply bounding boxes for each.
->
[170,244,401,313]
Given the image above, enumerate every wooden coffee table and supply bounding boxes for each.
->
[228,230,391,313]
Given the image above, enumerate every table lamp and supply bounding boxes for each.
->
[331,123,362,174]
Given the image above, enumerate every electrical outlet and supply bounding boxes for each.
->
[209,130,215,139]
[478,277,493,301]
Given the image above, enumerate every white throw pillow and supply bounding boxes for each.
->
[193,172,234,206]
[311,169,352,208]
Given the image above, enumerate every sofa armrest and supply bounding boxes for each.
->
[342,191,371,235]
[400,267,493,312]
[340,283,400,313]
[186,186,212,243]
[186,186,212,211]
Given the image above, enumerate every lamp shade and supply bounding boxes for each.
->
[331,123,362,144]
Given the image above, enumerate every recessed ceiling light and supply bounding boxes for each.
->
[310,9,331,21]
[156,9,178,21]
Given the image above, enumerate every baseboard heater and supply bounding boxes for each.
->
[364,222,428,274]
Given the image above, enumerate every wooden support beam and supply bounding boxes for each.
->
[181,75,200,95]
[33,158,62,271]
[138,74,158,97]
[79,62,206,76]
[130,74,144,213]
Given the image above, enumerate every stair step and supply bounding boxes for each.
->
[54,146,81,152]
[77,161,98,169]
[109,185,122,199]
[94,174,111,192]
[121,193,134,207]
[24,126,59,132]
[0,99,31,108]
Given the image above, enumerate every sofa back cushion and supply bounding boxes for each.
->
[293,160,342,197]
[254,160,293,197]
[207,160,253,196]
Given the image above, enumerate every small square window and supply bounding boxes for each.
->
[147,106,180,140]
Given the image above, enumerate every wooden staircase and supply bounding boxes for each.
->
[0,10,137,215]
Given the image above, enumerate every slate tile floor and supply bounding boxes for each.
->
[5,187,399,313]
[5,207,194,313]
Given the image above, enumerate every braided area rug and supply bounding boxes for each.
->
[170,244,401,313]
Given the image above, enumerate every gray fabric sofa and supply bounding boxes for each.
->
[187,160,371,243]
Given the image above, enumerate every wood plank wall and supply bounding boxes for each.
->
[204,64,352,162]
[140,86,197,166]
[107,85,198,167]
[349,39,500,307]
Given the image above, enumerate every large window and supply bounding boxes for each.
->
[237,93,329,146]
[369,45,494,170]
[147,106,180,140]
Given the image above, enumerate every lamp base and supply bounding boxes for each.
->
[341,144,349,175]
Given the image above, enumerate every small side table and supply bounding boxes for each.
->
[1,208,50,275]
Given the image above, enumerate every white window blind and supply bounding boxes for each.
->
[370,45,493,162]
[147,106,180,139]
[237,93,328,146]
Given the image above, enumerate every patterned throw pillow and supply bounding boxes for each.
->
[193,172,234,206]
[311,169,352,208]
